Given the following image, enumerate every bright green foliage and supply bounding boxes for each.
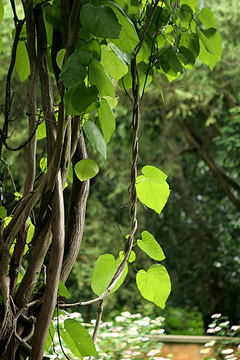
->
[37,120,46,140]
[58,281,69,299]
[56,48,66,69]
[101,45,128,80]
[98,98,116,144]
[136,166,170,214]
[198,28,222,70]
[74,159,99,181]
[91,254,128,296]
[136,265,171,309]
[137,231,165,261]
[61,319,98,358]
[119,250,136,263]
[39,157,47,173]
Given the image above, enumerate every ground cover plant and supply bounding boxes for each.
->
[0,0,222,359]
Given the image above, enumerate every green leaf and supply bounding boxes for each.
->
[89,58,115,97]
[37,121,46,140]
[44,1,61,32]
[59,51,89,89]
[119,250,136,263]
[0,1,4,26]
[71,84,99,115]
[198,8,217,29]
[136,264,171,309]
[83,120,107,160]
[15,40,30,82]
[56,48,66,69]
[80,4,122,39]
[74,159,99,181]
[180,0,198,11]
[91,254,128,296]
[67,163,73,183]
[101,45,128,80]
[63,319,98,357]
[136,166,170,214]
[141,165,168,184]
[40,157,47,173]
[77,39,101,62]
[58,281,69,299]
[108,2,139,54]
[137,231,165,261]
[98,98,116,144]
[198,28,222,70]
[179,33,199,59]
[45,322,55,351]
[196,28,214,54]
[0,206,7,218]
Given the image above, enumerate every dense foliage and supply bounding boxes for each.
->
[0,0,224,359]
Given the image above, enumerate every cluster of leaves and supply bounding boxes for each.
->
[202,314,240,360]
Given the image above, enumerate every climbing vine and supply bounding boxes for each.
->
[0,0,221,359]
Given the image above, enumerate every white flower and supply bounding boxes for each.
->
[211,313,222,318]
[205,340,216,347]
[221,348,234,354]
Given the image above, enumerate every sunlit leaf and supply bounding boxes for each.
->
[136,264,171,308]
[56,48,66,69]
[89,58,115,97]
[15,40,30,82]
[91,254,128,296]
[58,281,70,299]
[198,28,222,69]
[74,159,99,181]
[198,8,217,29]
[98,98,116,144]
[62,319,98,357]
[101,45,128,80]
[137,231,165,261]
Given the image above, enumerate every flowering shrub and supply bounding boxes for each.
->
[201,314,240,360]
[44,311,172,360]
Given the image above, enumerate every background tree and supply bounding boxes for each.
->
[0,0,222,359]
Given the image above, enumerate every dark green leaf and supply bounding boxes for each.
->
[59,51,88,89]
[44,1,61,32]
[71,84,99,115]
[80,4,122,39]
[83,120,107,160]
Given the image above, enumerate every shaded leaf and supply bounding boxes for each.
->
[71,84,99,115]
[80,4,122,39]
[83,121,107,160]
[15,40,30,82]
[0,206,7,218]
[59,51,89,89]
[56,48,66,69]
